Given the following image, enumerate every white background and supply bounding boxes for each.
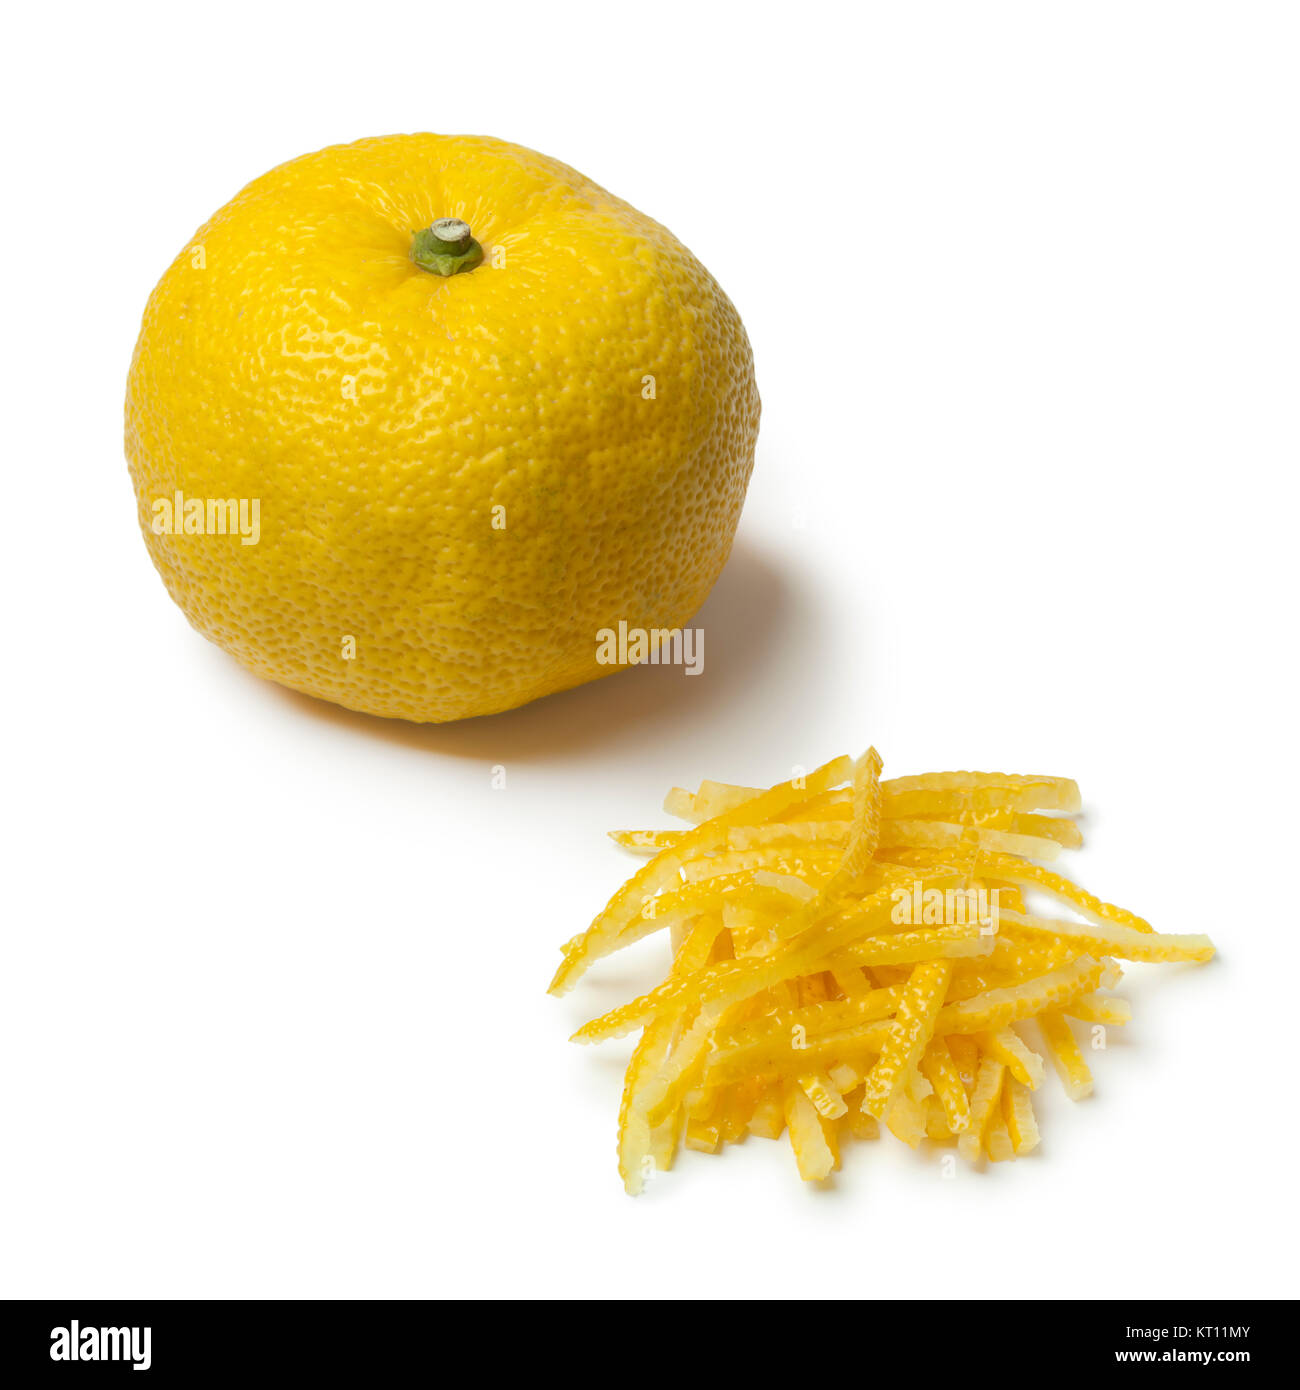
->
[2,1,1296,1300]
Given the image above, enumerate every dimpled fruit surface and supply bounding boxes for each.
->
[125,133,760,722]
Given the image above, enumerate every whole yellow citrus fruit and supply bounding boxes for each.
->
[125,133,760,722]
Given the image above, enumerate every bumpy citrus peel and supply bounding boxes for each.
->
[552,749,1215,1191]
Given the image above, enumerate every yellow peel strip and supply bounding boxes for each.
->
[693,780,766,820]
[616,914,724,1193]
[974,1027,1045,1090]
[608,829,688,855]
[861,959,953,1118]
[835,747,885,886]
[784,1081,836,1181]
[1065,992,1132,1026]
[711,985,901,1060]
[1038,1009,1094,1100]
[1002,1076,1040,1155]
[884,770,1081,809]
[885,1088,927,1147]
[727,822,849,851]
[959,1057,1006,1162]
[908,807,1084,847]
[880,819,1062,863]
[977,854,1154,934]
[920,1038,971,1133]
[746,1087,785,1140]
[936,956,1104,1037]
[829,923,994,970]
[800,1072,849,1119]
[681,850,840,885]
[985,1109,1016,1162]
[1000,908,1214,964]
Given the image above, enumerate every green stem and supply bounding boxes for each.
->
[411,218,484,276]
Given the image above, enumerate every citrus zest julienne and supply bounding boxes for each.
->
[550,750,1216,1192]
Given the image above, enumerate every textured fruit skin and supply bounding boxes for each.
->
[125,133,760,722]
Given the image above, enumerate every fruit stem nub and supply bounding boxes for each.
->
[412,218,485,276]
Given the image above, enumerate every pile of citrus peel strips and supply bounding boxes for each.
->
[548,752,1215,1193]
